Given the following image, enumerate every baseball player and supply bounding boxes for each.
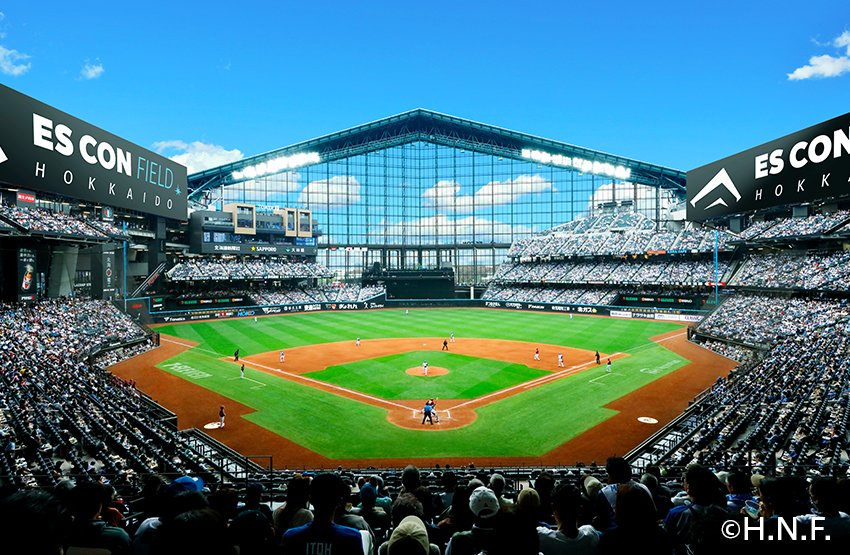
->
[423,360,428,376]
[607,359,612,373]
[356,336,361,347]
[240,364,245,379]
[558,352,564,368]
[219,406,226,428]
[534,348,540,361]
[280,350,285,363]
[450,332,455,343]
[428,398,440,423]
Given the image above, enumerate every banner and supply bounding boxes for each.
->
[0,84,187,219]
[18,246,37,301]
[687,111,850,220]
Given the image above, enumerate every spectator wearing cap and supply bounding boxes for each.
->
[352,482,391,535]
[282,473,365,555]
[381,514,441,555]
[538,482,600,555]
[445,485,500,555]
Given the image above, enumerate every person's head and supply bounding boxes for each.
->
[550,482,583,526]
[606,457,632,484]
[229,509,275,555]
[359,483,378,507]
[152,508,234,555]
[245,483,264,506]
[209,487,238,521]
[387,515,429,555]
[309,473,347,518]
[441,471,457,492]
[582,475,603,501]
[726,472,752,496]
[448,485,475,530]
[286,477,310,508]
[684,463,723,505]
[489,473,506,497]
[613,483,656,528]
[516,487,540,516]
[810,476,840,515]
[757,477,797,518]
[161,491,209,523]
[402,465,421,492]
[640,473,659,495]
[392,492,425,524]
[469,486,500,521]
[68,482,108,519]
[0,490,72,555]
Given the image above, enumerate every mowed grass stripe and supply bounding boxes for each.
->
[156,309,682,357]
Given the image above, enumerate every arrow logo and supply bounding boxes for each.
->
[690,168,741,210]
[0,145,7,165]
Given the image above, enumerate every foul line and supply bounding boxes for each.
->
[245,359,412,411]
[228,376,266,389]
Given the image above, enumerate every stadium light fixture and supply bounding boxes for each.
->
[231,152,320,181]
[521,149,631,180]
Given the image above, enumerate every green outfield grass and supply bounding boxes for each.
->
[153,309,689,459]
[156,308,681,356]
[306,351,552,400]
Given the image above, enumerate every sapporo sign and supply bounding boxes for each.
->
[0,84,187,219]
[687,111,850,221]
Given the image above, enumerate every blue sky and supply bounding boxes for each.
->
[1,1,848,175]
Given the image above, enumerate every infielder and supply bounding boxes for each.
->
[534,348,540,361]
[280,350,285,363]
[558,352,564,367]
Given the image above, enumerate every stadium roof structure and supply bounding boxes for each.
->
[187,108,686,202]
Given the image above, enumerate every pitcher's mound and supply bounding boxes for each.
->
[405,367,449,377]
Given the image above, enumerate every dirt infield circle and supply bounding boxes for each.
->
[405,366,449,377]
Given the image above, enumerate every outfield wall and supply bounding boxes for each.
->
[147,295,706,324]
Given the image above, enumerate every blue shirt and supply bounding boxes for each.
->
[282,521,364,555]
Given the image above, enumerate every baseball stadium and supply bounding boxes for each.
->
[2,83,850,550]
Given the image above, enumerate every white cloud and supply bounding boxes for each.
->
[788,31,850,80]
[584,181,675,219]
[154,140,244,174]
[78,60,104,80]
[0,45,31,76]
[422,175,555,213]
[373,213,535,240]
[298,176,361,207]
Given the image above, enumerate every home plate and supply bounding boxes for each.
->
[638,417,658,424]
[204,422,224,429]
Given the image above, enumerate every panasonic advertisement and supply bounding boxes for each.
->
[687,111,850,220]
[0,84,188,219]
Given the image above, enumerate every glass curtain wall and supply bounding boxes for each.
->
[214,141,658,282]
